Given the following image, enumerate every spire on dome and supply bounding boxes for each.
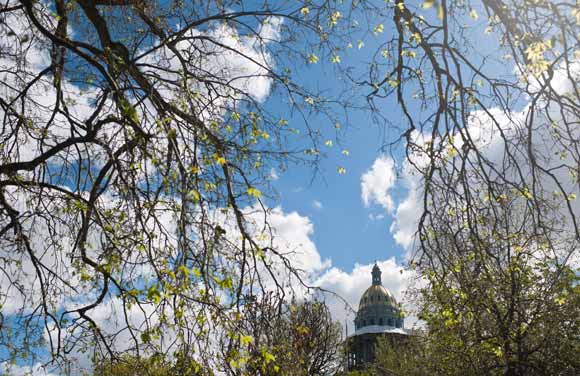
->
[371,263,382,285]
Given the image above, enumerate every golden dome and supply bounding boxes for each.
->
[358,284,397,310]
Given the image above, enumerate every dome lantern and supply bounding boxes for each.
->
[371,263,382,285]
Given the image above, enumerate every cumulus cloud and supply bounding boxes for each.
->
[0,187,184,374]
[0,7,105,165]
[368,213,385,221]
[361,156,397,212]
[138,17,283,108]
[215,205,331,286]
[386,60,580,260]
[0,188,178,316]
[0,362,59,376]
[47,298,165,374]
[261,206,330,273]
[268,167,279,181]
[389,164,422,253]
[359,154,421,256]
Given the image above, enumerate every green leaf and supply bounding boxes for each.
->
[240,335,253,346]
[141,331,151,343]
[247,187,262,198]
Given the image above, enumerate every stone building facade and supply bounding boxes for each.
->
[347,264,408,370]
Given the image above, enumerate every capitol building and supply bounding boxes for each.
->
[347,263,409,370]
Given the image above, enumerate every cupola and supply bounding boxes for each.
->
[354,263,403,331]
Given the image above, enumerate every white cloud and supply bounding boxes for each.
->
[0,188,184,373]
[312,200,323,210]
[0,188,178,316]
[390,164,422,253]
[216,205,331,283]
[222,207,420,333]
[138,17,283,110]
[368,213,385,221]
[0,362,58,376]
[258,16,283,43]
[361,156,397,212]
[268,167,279,181]
[264,207,330,273]
[45,297,166,374]
[0,7,107,165]
[388,60,580,262]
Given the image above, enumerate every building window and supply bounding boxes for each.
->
[388,318,393,326]
[379,318,383,325]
